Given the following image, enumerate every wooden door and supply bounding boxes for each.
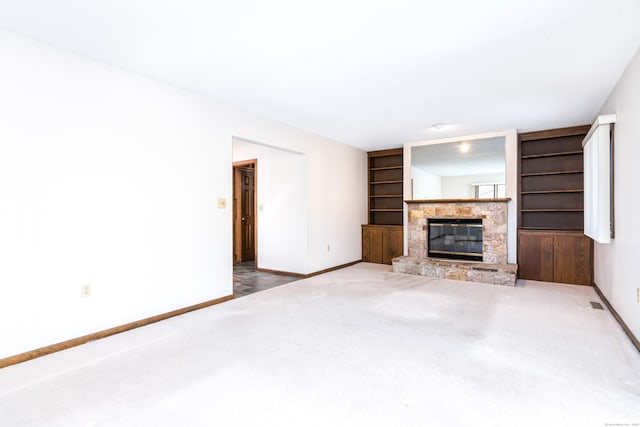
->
[240,167,255,261]
[518,231,554,281]
[362,226,383,263]
[382,227,403,265]
[553,234,592,285]
[233,160,256,264]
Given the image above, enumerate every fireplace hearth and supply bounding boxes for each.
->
[428,218,483,261]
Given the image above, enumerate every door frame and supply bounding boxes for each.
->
[232,159,258,264]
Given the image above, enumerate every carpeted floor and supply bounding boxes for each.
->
[1,263,639,426]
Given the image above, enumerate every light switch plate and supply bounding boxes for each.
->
[81,283,92,297]
[217,198,226,209]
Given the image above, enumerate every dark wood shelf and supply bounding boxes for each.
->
[521,150,583,159]
[370,194,403,198]
[370,209,403,212]
[519,125,591,142]
[370,166,403,171]
[521,189,583,194]
[370,180,403,185]
[520,170,582,177]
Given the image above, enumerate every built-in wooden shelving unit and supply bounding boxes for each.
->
[367,148,404,226]
[363,148,404,265]
[517,125,594,286]
[518,125,590,231]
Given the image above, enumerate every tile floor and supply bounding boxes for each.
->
[233,261,300,297]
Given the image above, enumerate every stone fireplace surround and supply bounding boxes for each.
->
[392,199,517,286]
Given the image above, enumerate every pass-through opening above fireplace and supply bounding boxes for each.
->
[428,218,483,261]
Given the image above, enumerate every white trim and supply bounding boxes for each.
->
[583,113,616,147]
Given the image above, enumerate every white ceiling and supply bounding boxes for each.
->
[1,1,639,151]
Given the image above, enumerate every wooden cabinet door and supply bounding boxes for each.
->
[519,231,593,285]
[362,227,383,263]
[382,227,403,265]
[518,232,554,282]
[553,235,593,285]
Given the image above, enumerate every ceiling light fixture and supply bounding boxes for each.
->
[459,142,470,153]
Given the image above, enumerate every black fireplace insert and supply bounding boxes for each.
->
[427,218,483,261]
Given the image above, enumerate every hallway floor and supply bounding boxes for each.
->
[233,261,299,297]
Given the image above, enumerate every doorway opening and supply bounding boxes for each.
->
[231,158,299,297]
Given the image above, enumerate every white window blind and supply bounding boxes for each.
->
[582,114,615,244]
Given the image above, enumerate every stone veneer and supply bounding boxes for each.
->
[393,199,517,286]
[392,257,517,286]
[406,199,509,264]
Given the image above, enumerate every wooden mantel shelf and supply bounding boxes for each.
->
[405,198,511,204]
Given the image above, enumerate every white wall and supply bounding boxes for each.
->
[305,143,367,273]
[0,31,366,359]
[594,46,640,341]
[230,129,366,274]
[441,172,505,198]
[232,139,307,274]
[411,167,442,199]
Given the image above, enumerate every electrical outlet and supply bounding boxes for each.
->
[81,283,92,298]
